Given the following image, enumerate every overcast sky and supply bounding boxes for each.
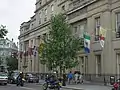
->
[0,0,36,43]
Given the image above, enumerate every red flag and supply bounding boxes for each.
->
[20,51,23,59]
[28,47,33,56]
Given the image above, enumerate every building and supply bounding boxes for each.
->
[19,0,120,82]
[0,38,18,72]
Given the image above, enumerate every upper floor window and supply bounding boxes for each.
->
[62,5,65,11]
[39,12,42,24]
[51,5,54,12]
[79,24,86,38]
[116,13,120,38]
[73,26,78,37]
[74,26,77,34]
[39,1,42,5]
[44,9,47,21]
[95,17,100,41]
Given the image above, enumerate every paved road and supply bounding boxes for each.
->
[0,83,113,90]
[0,83,42,90]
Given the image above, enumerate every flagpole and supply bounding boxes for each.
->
[99,26,107,85]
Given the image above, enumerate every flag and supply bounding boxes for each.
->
[99,27,107,47]
[28,47,33,56]
[84,33,90,53]
[33,46,37,56]
[23,51,26,56]
[20,51,23,59]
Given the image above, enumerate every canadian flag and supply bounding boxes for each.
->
[99,27,107,48]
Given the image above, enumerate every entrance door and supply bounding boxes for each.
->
[116,53,120,78]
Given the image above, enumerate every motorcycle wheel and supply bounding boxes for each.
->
[16,83,19,86]
[54,87,60,90]
[42,83,48,90]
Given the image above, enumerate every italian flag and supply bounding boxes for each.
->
[84,33,91,53]
[99,27,106,48]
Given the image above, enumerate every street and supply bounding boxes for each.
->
[0,83,42,90]
[0,83,112,90]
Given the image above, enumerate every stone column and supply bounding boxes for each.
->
[22,42,25,72]
[27,40,31,72]
[36,36,41,73]
[32,38,36,73]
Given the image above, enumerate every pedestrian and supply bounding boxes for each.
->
[67,71,73,84]
[74,71,79,84]
[79,73,83,84]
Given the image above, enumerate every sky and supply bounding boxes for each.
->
[0,0,36,43]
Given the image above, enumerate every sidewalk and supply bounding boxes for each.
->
[81,80,112,87]
[64,84,112,90]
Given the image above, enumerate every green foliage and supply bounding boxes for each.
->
[0,57,3,65]
[6,56,18,71]
[0,25,8,38]
[39,14,84,72]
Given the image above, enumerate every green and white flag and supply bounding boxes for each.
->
[84,33,90,53]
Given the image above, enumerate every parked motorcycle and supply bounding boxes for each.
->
[112,79,120,90]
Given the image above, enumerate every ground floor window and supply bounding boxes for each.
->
[95,55,101,76]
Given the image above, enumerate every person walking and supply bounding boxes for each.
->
[67,71,73,84]
[74,71,79,84]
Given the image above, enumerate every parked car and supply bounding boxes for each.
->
[9,71,19,84]
[25,73,39,83]
[0,72,8,85]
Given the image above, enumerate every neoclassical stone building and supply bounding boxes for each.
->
[19,0,120,82]
[0,38,18,72]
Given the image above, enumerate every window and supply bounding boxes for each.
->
[96,55,101,76]
[31,40,33,48]
[62,5,65,11]
[85,56,88,74]
[95,17,100,41]
[74,26,77,34]
[40,1,42,5]
[45,9,47,16]
[51,5,54,12]
[79,23,86,38]
[43,33,47,40]
[44,9,47,21]
[39,12,41,24]
[116,13,120,38]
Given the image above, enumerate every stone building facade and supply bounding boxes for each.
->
[19,0,120,82]
[0,38,18,72]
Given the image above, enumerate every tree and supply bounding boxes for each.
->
[39,14,84,74]
[0,25,8,38]
[6,56,18,71]
[0,57,3,65]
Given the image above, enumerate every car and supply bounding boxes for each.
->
[25,73,39,83]
[9,71,19,84]
[0,72,8,85]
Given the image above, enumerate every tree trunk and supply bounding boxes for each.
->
[60,66,62,77]
[62,66,66,86]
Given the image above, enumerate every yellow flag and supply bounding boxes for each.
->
[99,27,107,37]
